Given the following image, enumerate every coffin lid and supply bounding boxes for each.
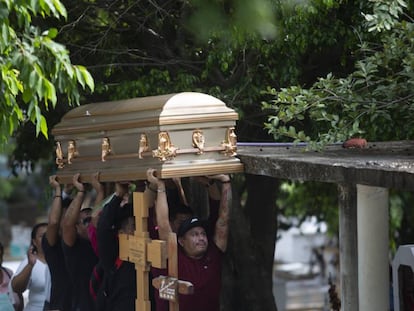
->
[52,92,244,183]
[52,92,238,136]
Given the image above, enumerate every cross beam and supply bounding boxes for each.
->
[118,191,167,311]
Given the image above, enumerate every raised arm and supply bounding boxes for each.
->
[45,175,63,247]
[91,172,105,206]
[62,173,85,247]
[211,175,232,252]
[11,246,37,293]
[171,177,189,206]
[90,172,106,228]
[146,168,172,241]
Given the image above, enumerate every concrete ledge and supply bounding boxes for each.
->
[237,140,414,190]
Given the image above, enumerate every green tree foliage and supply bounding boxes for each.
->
[0,0,94,150]
[263,0,413,148]
[49,0,363,149]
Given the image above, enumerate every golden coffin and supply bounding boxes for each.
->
[52,92,244,183]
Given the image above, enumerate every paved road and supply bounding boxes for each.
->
[274,261,339,311]
[285,277,330,311]
[274,269,335,311]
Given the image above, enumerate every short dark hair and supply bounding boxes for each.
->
[169,204,193,221]
[31,222,48,240]
[115,203,134,230]
[0,242,3,254]
[31,222,47,253]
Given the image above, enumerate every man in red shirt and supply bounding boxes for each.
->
[146,169,232,311]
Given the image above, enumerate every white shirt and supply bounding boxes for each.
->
[43,265,51,303]
[11,258,49,311]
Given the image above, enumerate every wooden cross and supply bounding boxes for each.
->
[152,232,194,311]
[118,191,167,311]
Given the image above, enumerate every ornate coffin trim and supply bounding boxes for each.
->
[152,131,177,161]
[54,126,238,166]
[101,137,112,162]
[67,140,78,164]
[52,92,244,182]
[138,134,149,159]
[192,130,205,154]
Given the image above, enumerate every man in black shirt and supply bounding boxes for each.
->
[42,175,73,311]
[62,173,98,311]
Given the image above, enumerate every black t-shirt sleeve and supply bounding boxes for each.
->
[97,195,123,271]
[41,234,50,255]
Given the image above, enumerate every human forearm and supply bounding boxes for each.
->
[146,169,172,241]
[11,262,33,293]
[91,172,105,206]
[62,175,85,246]
[48,176,63,226]
[144,180,158,205]
[154,182,172,241]
[62,192,84,246]
[48,189,63,225]
[63,191,83,226]
[46,186,62,246]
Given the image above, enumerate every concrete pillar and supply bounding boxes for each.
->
[338,184,358,311]
[357,184,389,311]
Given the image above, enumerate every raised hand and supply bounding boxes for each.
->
[72,173,85,192]
[27,246,37,267]
[49,175,60,189]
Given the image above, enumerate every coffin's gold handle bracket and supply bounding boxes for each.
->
[67,140,79,164]
[138,133,149,159]
[101,137,112,162]
[55,141,65,169]
[221,127,237,157]
[152,131,177,161]
[192,129,205,155]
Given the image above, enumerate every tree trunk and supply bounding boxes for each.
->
[221,174,279,311]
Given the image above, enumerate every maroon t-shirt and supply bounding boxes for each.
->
[179,243,223,311]
[153,242,223,311]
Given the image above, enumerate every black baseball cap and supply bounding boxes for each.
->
[177,217,208,237]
